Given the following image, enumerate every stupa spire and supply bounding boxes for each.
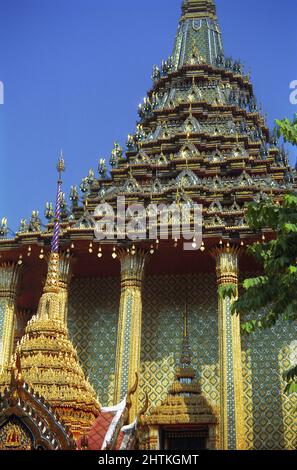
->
[173,0,223,68]
[44,152,65,294]
[0,153,100,438]
[52,150,65,253]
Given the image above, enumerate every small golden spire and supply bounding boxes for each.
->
[44,154,65,294]
[57,150,66,180]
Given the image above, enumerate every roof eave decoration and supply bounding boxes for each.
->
[0,356,77,450]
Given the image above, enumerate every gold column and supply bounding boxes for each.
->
[0,262,23,372]
[213,246,246,450]
[114,248,148,422]
[58,252,74,324]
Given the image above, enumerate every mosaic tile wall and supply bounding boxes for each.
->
[0,299,6,360]
[68,273,296,449]
[68,277,119,406]
[141,273,220,415]
[241,321,297,450]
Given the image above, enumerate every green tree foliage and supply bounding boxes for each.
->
[276,114,297,145]
[234,193,297,329]
[233,117,297,393]
[218,283,237,300]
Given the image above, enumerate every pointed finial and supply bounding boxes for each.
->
[51,154,65,254]
[44,153,65,293]
[57,149,66,181]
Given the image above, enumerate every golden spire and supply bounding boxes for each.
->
[0,154,100,439]
[44,153,65,294]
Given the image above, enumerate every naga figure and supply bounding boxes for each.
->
[216,53,225,67]
[233,60,243,74]
[0,217,8,237]
[70,185,79,207]
[225,57,233,69]
[110,142,123,167]
[249,95,257,112]
[45,202,54,221]
[126,134,135,150]
[18,218,28,233]
[80,176,90,193]
[60,193,69,220]
[138,98,152,119]
[87,169,95,185]
[151,64,161,82]
[98,159,107,178]
[134,124,146,143]
[28,211,41,233]
[167,55,174,72]
[161,56,173,76]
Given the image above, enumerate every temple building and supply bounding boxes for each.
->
[0,0,296,450]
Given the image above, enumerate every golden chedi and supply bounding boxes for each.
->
[0,157,100,439]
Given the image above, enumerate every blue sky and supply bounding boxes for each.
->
[0,0,296,230]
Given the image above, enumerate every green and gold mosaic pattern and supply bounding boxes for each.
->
[120,292,133,398]
[68,272,296,449]
[242,320,297,450]
[0,300,5,359]
[68,277,119,406]
[141,273,220,414]
[173,18,223,67]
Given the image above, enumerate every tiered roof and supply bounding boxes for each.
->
[0,356,77,450]
[0,158,100,438]
[0,0,293,249]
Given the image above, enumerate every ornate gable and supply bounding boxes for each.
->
[0,359,76,450]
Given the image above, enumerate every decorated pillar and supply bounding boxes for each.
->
[213,246,246,450]
[0,262,23,372]
[114,248,148,422]
[59,252,74,324]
